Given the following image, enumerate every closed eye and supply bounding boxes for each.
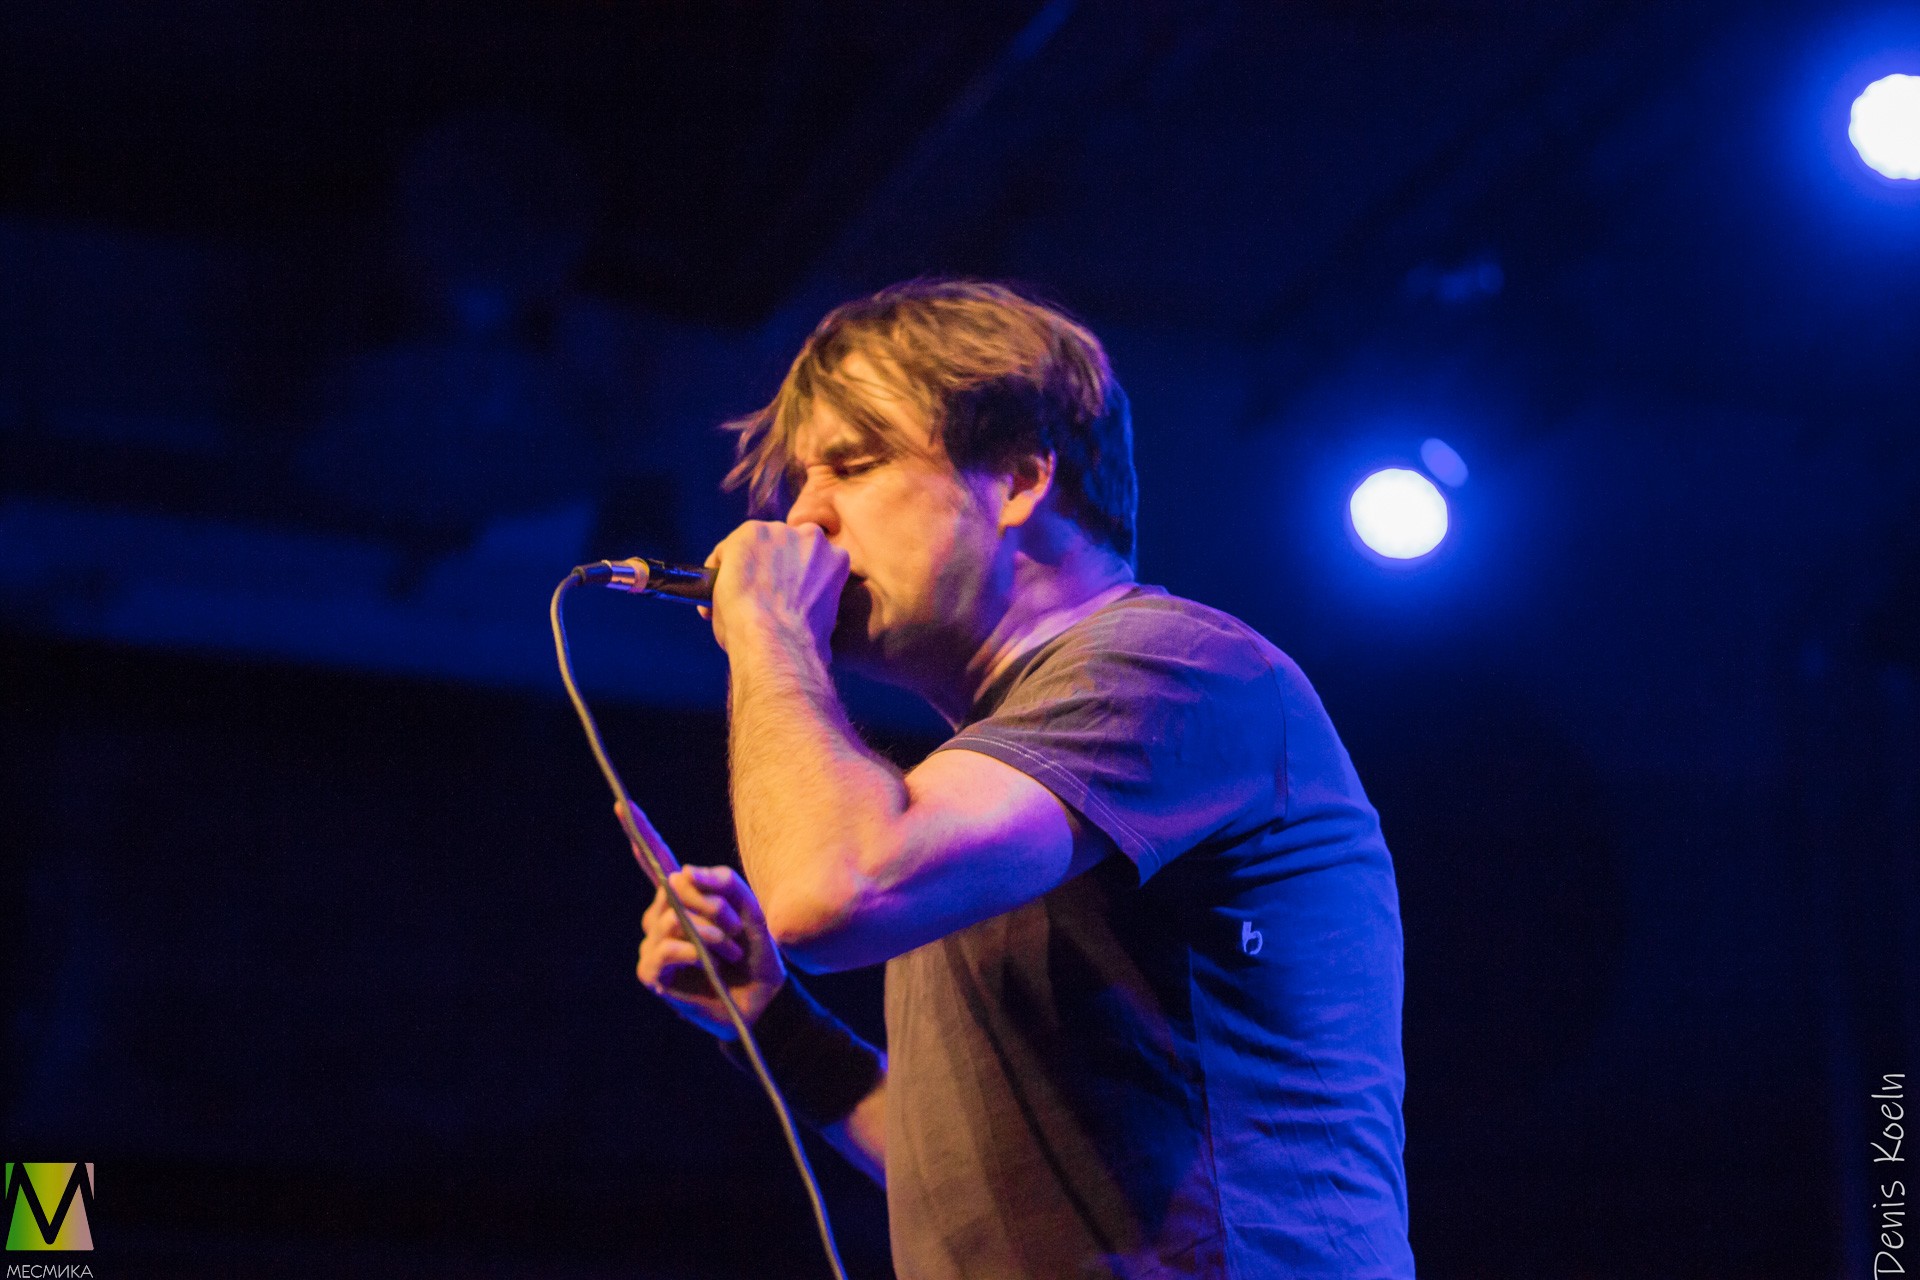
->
[788,445,890,498]
[806,458,882,483]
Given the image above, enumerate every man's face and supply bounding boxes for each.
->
[782,363,1008,681]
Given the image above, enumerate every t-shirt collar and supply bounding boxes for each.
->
[960,583,1162,727]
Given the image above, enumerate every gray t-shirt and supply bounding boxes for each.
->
[884,586,1413,1279]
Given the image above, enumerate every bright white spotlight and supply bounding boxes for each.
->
[1850,74,1920,180]
[1350,468,1448,560]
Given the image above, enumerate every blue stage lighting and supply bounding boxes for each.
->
[1850,73,1920,179]
[1419,438,1469,488]
[1350,468,1448,560]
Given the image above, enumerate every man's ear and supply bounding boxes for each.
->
[998,451,1057,532]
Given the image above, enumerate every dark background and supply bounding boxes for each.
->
[2,1,1917,1275]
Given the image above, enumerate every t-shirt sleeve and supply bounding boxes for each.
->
[932,605,1288,882]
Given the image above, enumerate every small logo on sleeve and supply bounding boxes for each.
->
[1240,919,1263,957]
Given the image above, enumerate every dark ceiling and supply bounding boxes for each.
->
[1,0,1744,331]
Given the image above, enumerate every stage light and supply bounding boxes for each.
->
[1350,468,1448,560]
[1419,438,1469,487]
[1850,73,1920,179]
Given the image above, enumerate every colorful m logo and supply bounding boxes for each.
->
[4,1165,94,1251]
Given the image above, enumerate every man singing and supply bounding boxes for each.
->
[636,279,1414,1278]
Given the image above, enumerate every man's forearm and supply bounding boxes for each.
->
[726,616,908,958]
[821,1074,887,1186]
[724,974,888,1186]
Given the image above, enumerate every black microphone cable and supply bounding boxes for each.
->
[549,572,849,1280]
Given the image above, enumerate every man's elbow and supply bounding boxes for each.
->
[760,876,870,970]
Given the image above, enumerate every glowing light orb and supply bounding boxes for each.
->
[1850,74,1920,180]
[1419,437,1470,487]
[1350,468,1449,560]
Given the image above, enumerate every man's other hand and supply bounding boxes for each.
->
[636,865,786,1040]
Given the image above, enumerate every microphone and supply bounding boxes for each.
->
[571,557,715,603]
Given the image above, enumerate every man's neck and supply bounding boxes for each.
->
[928,542,1134,727]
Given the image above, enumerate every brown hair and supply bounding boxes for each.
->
[723,278,1137,562]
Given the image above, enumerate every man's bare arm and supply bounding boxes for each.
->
[818,1075,886,1186]
[725,615,910,960]
[636,862,887,1183]
[725,613,1107,972]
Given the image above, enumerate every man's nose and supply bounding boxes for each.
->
[785,480,837,534]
